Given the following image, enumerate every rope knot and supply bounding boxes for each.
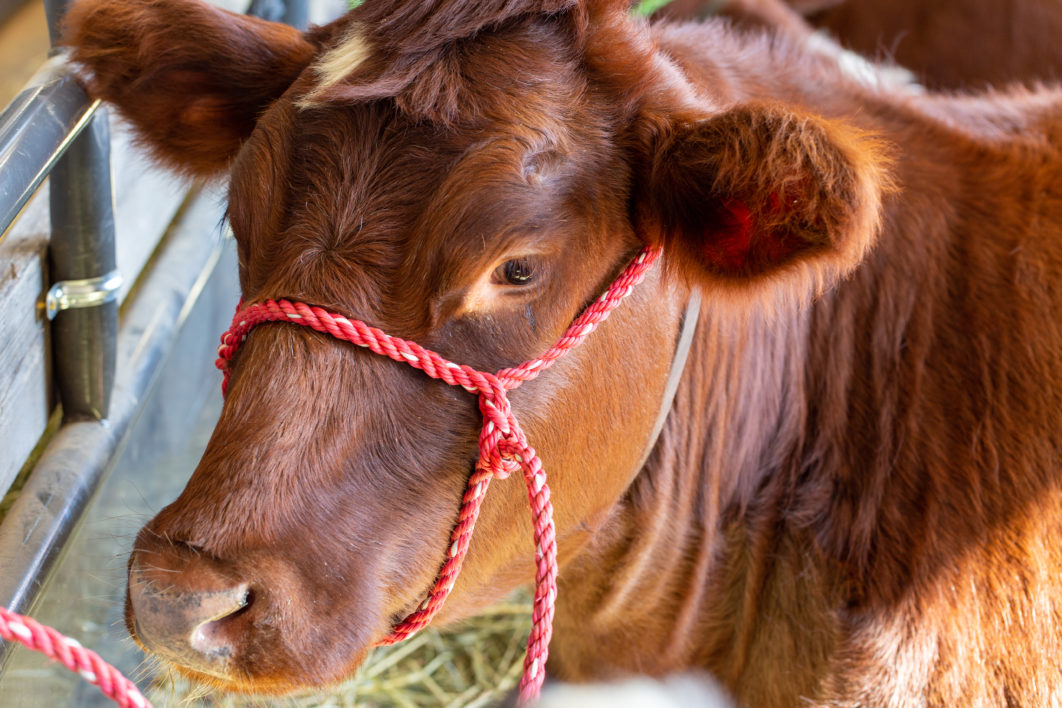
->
[476,383,526,480]
[479,391,512,436]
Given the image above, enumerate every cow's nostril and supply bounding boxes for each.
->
[189,587,256,659]
[128,554,260,674]
[235,588,254,616]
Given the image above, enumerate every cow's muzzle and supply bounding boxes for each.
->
[127,547,256,679]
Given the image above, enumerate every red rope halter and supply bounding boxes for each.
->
[0,606,151,708]
[215,246,661,702]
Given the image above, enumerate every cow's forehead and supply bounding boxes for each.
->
[226,73,621,319]
[229,12,607,235]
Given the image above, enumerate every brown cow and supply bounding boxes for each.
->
[659,0,1062,90]
[65,0,1062,705]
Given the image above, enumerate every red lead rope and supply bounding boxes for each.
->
[0,606,151,707]
[216,246,661,703]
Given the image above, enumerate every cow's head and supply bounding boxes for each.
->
[65,0,885,693]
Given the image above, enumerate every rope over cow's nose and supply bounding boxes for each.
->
[211,246,662,703]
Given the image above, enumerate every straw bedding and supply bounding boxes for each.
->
[148,593,532,707]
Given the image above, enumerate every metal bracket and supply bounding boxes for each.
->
[45,269,122,320]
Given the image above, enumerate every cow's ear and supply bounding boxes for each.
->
[635,102,888,299]
[63,0,316,177]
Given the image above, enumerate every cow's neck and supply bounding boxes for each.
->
[550,288,821,679]
[550,252,937,700]
[632,290,702,473]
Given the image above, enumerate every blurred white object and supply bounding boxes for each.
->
[537,674,734,708]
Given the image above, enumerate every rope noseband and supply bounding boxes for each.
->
[216,246,662,703]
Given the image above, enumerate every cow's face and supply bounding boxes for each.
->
[123,21,680,692]
[66,0,885,693]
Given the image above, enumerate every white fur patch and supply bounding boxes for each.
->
[309,23,373,98]
[805,31,924,94]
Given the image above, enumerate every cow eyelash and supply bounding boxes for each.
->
[493,258,537,286]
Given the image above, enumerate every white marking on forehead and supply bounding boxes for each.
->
[306,23,373,100]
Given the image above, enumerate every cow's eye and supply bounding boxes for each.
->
[494,258,536,286]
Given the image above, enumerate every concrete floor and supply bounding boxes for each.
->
[0,0,48,107]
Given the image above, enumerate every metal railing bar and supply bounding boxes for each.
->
[43,0,119,422]
[48,105,119,421]
[0,54,98,241]
[42,0,67,46]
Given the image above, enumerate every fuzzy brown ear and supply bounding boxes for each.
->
[635,102,888,298]
[63,0,316,177]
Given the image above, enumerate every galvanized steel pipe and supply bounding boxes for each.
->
[42,0,119,421]
[0,56,98,239]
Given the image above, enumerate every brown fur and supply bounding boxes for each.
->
[64,1,1062,704]
[659,0,1062,90]
[62,0,316,175]
[803,0,1062,90]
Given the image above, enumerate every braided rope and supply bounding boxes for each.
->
[216,246,661,703]
[0,606,151,708]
